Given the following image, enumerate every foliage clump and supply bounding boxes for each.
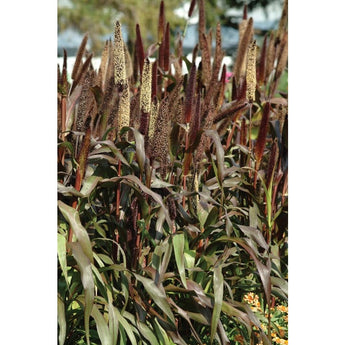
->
[58,1,288,344]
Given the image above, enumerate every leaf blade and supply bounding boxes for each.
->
[173,233,187,288]
[211,265,223,343]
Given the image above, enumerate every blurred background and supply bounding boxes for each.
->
[58,0,284,70]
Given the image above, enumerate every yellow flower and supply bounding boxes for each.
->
[244,293,260,304]
[243,292,256,304]
[260,323,267,332]
[272,337,288,345]
[277,305,288,313]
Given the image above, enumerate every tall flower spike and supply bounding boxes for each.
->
[163,22,170,72]
[246,40,257,103]
[152,96,170,175]
[188,0,197,18]
[277,0,288,42]
[184,63,196,124]
[189,91,201,146]
[158,1,165,43]
[275,32,288,82]
[213,23,223,75]
[234,17,253,83]
[151,60,157,98]
[265,31,276,84]
[200,33,211,89]
[118,83,130,134]
[71,33,88,81]
[254,102,271,170]
[139,58,152,137]
[198,0,206,38]
[148,96,159,146]
[243,4,248,20]
[257,34,268,86]
[135,24,145,77]
[140,59,152,114]
[114,21,130,136]
[114,21,127,87]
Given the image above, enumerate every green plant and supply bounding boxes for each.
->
[58,1,288,344]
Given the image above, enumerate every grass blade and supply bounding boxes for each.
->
[69,242,94,345]
[58,200,94,262]
[210,265,223,343]
[172,233,187,288]
[91,305,112,345]
[205,129,225,182]
[136,321,160,345]
[57,295,66,345]
[113,308,138,345]
[134,273,175,325]
[57,233,69,286]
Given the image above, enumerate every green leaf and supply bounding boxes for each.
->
[113,307,138,345]
[168,299,203,344]
[159,237,173,285]
[249,204,261,229]
[58,201,94,263]
[69,242,94,345]
[100,175,173,230]
[271,276,288,296]
[106,291,118,344]
[205,130,225,182]
[131,127,146,174]
[93,139,130,167]
[153,318,173,345]
[186,280,212,308]
[57,233,69,286]
[151,177,174,188]
[238,225,269,251]
[271,244,281,273]
[134,273,175,325]
[58,295,66,345]
[184,249,196,270]
[196,201,209,230]
[97,253,114,265]
[211,265,223,343]
[209,236,272,304]
[136,321,160,345]
[91,305,112,345]
[80,175,102,197]
[108,302,118,345]
[221,300,252,336]
[204,206,219,229]
[58,182,84,197]
[173,233,187,288]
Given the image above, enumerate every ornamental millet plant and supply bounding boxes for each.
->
[58,1,288,344]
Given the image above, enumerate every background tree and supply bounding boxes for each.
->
[202,0,284,29]
[58,0,185,55]
[58,0,283,55]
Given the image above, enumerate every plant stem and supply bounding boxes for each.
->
[225,121,238,150]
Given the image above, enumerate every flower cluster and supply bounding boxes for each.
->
[243,292,262,312]
[242,294,288,345]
